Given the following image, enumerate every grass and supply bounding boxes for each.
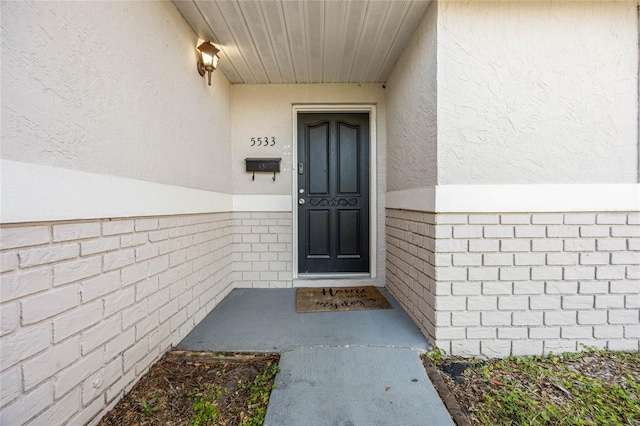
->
[429,347,640,426]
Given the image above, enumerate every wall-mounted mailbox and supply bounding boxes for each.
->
[245,158,281,181]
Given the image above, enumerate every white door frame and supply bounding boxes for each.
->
[291,104,377,280]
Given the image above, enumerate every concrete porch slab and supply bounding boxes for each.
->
[177,288,429,352]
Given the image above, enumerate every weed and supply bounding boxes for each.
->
[239,362,279,426]
[190,384,225,426]
[427,347,444,362]
[191,399,218,426]
[140,394,160,417]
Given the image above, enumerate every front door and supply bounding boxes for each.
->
[297,113,370,274]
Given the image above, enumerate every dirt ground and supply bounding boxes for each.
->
[99,351,279,426]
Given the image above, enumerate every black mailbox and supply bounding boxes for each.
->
[245,158,281,181]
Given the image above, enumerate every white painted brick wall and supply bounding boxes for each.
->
[387,210,640,358]
[386,209,438,343]
[232,212,292,288]
[0,212,241,425]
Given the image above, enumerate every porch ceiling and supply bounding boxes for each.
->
[172,0,431,84]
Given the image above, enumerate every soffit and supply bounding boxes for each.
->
[172,0,431,84]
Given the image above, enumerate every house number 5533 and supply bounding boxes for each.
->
[250,137,276,147]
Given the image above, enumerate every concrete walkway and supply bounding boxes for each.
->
[178,288,454,426]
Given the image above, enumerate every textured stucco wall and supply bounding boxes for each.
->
[437,1,639,184]
[1,1,232,193]
[231,83,386,195]
[385,1,438,192]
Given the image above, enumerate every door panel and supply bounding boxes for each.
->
[337,209,360,257]
[308,123,330,195]
[298,113,369,273]
[308,210,330,257]
[337,123,359,195]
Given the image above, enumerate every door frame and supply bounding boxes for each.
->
[292,104,377,280]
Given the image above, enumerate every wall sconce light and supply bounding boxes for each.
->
[197,41,220,86]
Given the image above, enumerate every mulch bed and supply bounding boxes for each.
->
[99,351,279,426]
[423,356,474,426]
[423,350,640,425]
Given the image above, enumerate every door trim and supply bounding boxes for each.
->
[292,104,377,280]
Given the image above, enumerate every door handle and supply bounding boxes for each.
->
[298,198,305,205]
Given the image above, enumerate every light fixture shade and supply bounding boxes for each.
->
[197,41,220,69]
[197,41,220,86]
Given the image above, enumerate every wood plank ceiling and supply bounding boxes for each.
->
[172,0,431,84]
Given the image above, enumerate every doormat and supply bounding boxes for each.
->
[296,286,393,313]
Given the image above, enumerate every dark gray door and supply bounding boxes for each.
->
[297,113,370,274]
